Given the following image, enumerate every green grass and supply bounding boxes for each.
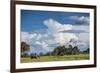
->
[21,54,89,63]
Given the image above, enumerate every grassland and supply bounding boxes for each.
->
[21,54,89,63]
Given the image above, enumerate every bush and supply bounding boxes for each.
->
[21,53,29,57]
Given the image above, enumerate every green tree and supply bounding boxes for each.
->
[67,45,73,55]
[39,52,44,56]
[72,46,79,54]
[51,45,80,56]
[82,48,89,54]
[52,46,66,56]
[21,42,30,57]
[21,52,29,57]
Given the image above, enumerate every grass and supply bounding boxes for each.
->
[21,54,89,63]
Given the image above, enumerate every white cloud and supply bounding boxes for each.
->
[35,41,41,45]
[30,33,37,39]
[41,41,51,51]
[72,25,89,32]
[69,16,89,25]
[43,18,73,33]
[21,18,89,53]
[21,32,30,42]
[78,33,89,43]
[43,19,78,46]
[54,32,78,46]
[36,34,42,40]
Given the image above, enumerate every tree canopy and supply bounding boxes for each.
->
[21,42,30,54]
[51,45,80,56]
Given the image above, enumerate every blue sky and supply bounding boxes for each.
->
[21,10,89,32]
[21,9,90,54]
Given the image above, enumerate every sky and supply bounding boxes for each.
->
[21,9,90,54]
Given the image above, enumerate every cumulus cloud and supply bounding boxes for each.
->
[69,16,89,25]
[43,19,73,33]
[78,33,89,43]
[43,19,78,45]
[21,32,33,43]
[21,18,89,53]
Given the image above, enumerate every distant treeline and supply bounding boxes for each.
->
[39,45,89,56]
[21,42,89,57]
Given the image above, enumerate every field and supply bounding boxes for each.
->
[21,54,89,63]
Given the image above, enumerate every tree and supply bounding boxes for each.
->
[52,46,66,56]
[49,45,80,56]
[72,46,79,54]
[82,48,89,54]
[21,52,29,57]
[67,45,73,55]
[39,52,44,56]
[21,42,30,56]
